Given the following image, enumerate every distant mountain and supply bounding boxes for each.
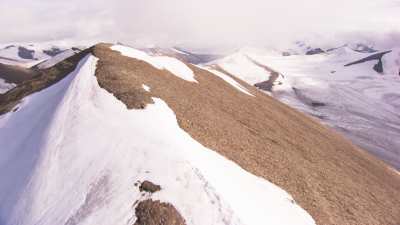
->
[0,44,81,94]
[143,46,222,64]
[212,45,400,170]
[1,43,399,225]
[0,44,81,68]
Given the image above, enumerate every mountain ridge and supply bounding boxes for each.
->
[0,43,399,225]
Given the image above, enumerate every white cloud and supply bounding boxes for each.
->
[1,0,399,49]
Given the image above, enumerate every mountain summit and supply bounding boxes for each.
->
[0,43,399,225]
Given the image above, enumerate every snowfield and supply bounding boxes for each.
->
[0,78,16,94]
[199,66,254,96]
[213,46,400,169]
[0,45,50,67]
[0,43,81,68]
[0,54,315,225]
[35,49,80,69]
[111,45,197,82]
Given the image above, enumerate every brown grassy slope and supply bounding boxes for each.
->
[92,44,400,225]
[0,63,38,84]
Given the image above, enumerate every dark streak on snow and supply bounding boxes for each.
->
[64,175,110,225]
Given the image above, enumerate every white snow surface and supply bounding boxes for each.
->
[142,84,151,92]
[111,44,197,82]
[214,46,400,170]
[215,51,269,85]
[0,54,315,225]
[200,66,254,96]
[0,78,16,94]
[36,49,78,69]
[172,47,189,55]
[0,45,49,67]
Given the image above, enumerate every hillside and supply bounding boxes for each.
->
[0,43,399,225]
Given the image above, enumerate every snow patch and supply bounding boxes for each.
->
[111,44,197,83]
[0,78,16,94]
[202,66,254,96]
[172,48,189,55]
[142,84,151,92]
[214,52,270,85]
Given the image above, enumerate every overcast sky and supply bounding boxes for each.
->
[1,0,400,49]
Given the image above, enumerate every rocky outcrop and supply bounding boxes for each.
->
[344,50,392,74]
[134,200,186,225]
[18,46,35,60]
[139,181,162,193]
[43,47,63,56]
[306,48,325,55]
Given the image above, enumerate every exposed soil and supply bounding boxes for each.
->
[91,44,400,225]
[93,44,154,109]
[0,63,38,84]
[246,56,282,92]
[139,181,161,193]
[134,200,186,225]
[254,73,279,92]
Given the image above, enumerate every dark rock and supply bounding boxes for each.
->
[373,59,384,74]
[139,180,161,193]
[306,48,325,55]
[43,47,63,57]
[344,50,392,67]
[311,102,326,107]
[72,47,83,52]
[18,47,35,59]
[134,200,186,225]
[4,45,15,49]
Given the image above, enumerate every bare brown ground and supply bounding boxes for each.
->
[134,200,186,225]
[1,44,399,225]
[0,63,38,84]
[92,44,400,225]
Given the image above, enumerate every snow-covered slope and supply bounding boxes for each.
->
[112,45,197,82]
[34,48,81,69]
[213,46,400,169]
[0,52,315,225]
[0,44,80,68]
[0,45,50,67]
